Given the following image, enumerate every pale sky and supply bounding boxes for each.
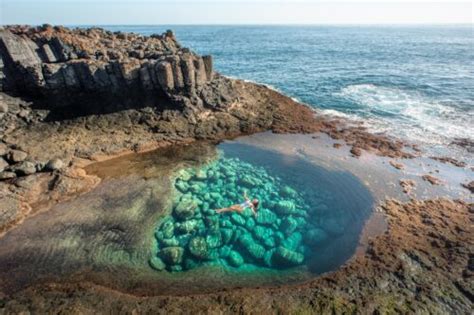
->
[1,0,472,25]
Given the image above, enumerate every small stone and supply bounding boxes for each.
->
[7,150,28,163]
[149,256,166,271]
[45,158,64,171]
[0,171,16,180]
[350,146,362,157]
[0,157,8,172]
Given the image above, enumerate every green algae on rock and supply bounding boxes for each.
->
[150,156,345,272]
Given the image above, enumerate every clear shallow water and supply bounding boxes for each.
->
[99,25,474,159]
[151,143,373,273]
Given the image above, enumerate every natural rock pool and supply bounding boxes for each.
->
[151,140,374,275]
[0,133,375,295]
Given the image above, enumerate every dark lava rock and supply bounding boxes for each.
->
[461,181,474,193]
[350,146,362,157]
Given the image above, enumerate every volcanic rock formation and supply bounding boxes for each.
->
[0,25,216,113]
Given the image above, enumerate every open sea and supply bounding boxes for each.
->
[100,25,473,160]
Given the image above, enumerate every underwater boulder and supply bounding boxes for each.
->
[281,185,298,198]
[160,247,184,265]
[177,169,193,181]
[281,217,298,236]
[262,236,276,249]
[175,180,189,193]
[238,175,257,188]
[206,231,222,248]
[322,217,345,236]
[263,248,276,267]
[304,227,329,245]
[272,246,304,267]
[220,228,234,244]
[188,236,209,259]
[149,256,166,271]
[174,196,197,220]
[245,217,256,230]
[161,237,180,247]
[194,169,207,180]
[160,220,175,239]
[275,200,297,215]
[219,245,232,258]
[230,213,246,226]
[238,233,265,260]
[255,209,277,225]
[227,250,244,267]
[175,219,198,234]
[282,232,303,251]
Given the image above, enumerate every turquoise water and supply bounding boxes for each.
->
[99,25,473,160]
[151,142,373,273]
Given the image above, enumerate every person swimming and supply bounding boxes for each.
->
[215,191,259,217]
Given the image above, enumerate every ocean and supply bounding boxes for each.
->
[100,25,473,160]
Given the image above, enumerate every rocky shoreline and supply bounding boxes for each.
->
[0,25,472,313]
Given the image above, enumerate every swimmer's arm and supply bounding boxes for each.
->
[251,206,257,218]
[243,190,250,201]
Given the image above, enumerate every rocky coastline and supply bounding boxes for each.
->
[0,25,472,313]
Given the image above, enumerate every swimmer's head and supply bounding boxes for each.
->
[252,199,259,209]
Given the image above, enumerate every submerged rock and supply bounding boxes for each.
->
[272,246,304,267]
[174,196,197,219]
[188,236,208,259]
[149,256,166,271]
[160,247,184,265]
[227,250,244,267]
[275,200,297,215]
[304,227,328,245]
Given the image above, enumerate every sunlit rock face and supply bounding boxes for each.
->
[151,156,346,272]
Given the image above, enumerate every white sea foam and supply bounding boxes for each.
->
[335,84,474,146]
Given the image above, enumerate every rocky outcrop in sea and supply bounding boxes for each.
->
[0,25,218,112]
